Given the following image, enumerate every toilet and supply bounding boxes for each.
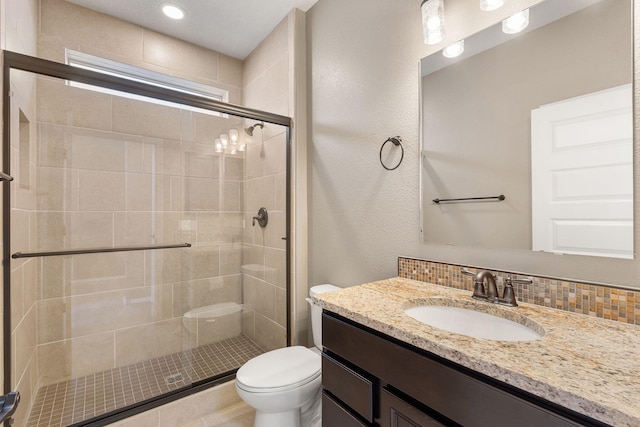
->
[235,284,341,427]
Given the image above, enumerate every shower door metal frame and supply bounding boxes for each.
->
[2,50,293,426]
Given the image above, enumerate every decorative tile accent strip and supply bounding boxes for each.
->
[398,257,640,325]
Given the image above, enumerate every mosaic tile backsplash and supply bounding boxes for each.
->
[398,257,640,325]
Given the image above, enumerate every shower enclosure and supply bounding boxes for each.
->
[2,51,291,426]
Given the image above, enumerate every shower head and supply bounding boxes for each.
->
[244,123,264,136]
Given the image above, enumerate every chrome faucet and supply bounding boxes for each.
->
[462,269,520,307]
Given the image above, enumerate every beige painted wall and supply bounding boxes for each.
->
[307,0,640,288]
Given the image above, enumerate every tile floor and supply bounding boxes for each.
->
[26,335,263,427]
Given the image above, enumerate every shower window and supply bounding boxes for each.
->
[3,51,291,427]
[65,49,230,116]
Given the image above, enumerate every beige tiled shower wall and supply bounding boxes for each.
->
[5,1,293,425]
[6,1,40,425]
[240,15,292,351]
[32,76,247,376]
[10,73,39,427]
[5,1,258,426]
[398,257,640,325]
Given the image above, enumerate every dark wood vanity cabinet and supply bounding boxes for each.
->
[321,312,609,427]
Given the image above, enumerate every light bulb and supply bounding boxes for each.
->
[229,128,239,143]
[220,134,229,148]
[503,9,529,34]
[479,0,505,12]
[421,0,445,45]
[214,139,223,153]
[162,4,185,20]
[443,40,464,58]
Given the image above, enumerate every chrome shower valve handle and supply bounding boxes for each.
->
[253,207,268,227]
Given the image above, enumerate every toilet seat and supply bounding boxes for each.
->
[236,346,321,393]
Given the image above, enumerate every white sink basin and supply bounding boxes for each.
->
[404,305,543,341]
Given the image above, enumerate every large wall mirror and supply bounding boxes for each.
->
[420,0,633,260]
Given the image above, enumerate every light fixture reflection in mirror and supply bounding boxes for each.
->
[503,9,530,34]
[422,0,446,45]
[443,40,465,58]
[229,128,239,144]
[220,133,229,148]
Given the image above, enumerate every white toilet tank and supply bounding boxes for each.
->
[306,284,341,350]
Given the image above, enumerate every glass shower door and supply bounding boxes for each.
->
[5,63,289,427]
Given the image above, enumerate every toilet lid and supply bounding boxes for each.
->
[236,346,321,392]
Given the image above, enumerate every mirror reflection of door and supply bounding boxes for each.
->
[531,84,633,259]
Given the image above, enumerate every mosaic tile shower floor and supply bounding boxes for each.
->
[26,335,263,427]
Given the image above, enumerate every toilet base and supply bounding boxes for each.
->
[254,408,300,427]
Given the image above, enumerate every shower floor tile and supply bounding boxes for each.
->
[26,335,263,427]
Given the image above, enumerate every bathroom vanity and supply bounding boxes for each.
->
[316,279,640,427]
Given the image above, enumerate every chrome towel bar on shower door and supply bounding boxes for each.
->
[11,242,192,259]
[0,171,13,181]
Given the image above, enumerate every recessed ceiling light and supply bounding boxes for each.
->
[162,4,185,20]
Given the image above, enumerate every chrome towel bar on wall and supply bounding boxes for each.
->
[433,195,505,204]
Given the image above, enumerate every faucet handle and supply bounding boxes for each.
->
[499,277,518,307]
[252,207,268,228]
[461,268,475,277]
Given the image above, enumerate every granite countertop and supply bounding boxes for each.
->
[314,278,640,427]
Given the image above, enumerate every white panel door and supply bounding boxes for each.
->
[531,84,633,259]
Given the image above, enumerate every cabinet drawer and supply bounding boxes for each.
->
[322,353,375,422]
[322,391,369,427]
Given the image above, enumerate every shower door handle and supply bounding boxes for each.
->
[0,391,19,423]
[0,171,13,182]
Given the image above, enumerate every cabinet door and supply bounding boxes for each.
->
[380,389,448,427]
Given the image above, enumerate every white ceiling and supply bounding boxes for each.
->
[64,0,319,60]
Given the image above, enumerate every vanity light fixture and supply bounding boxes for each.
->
[421,0,446,45]
[502,9,529,34]
[162,4,185,20]
[443,40,464,58]
[479,0,505,12]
